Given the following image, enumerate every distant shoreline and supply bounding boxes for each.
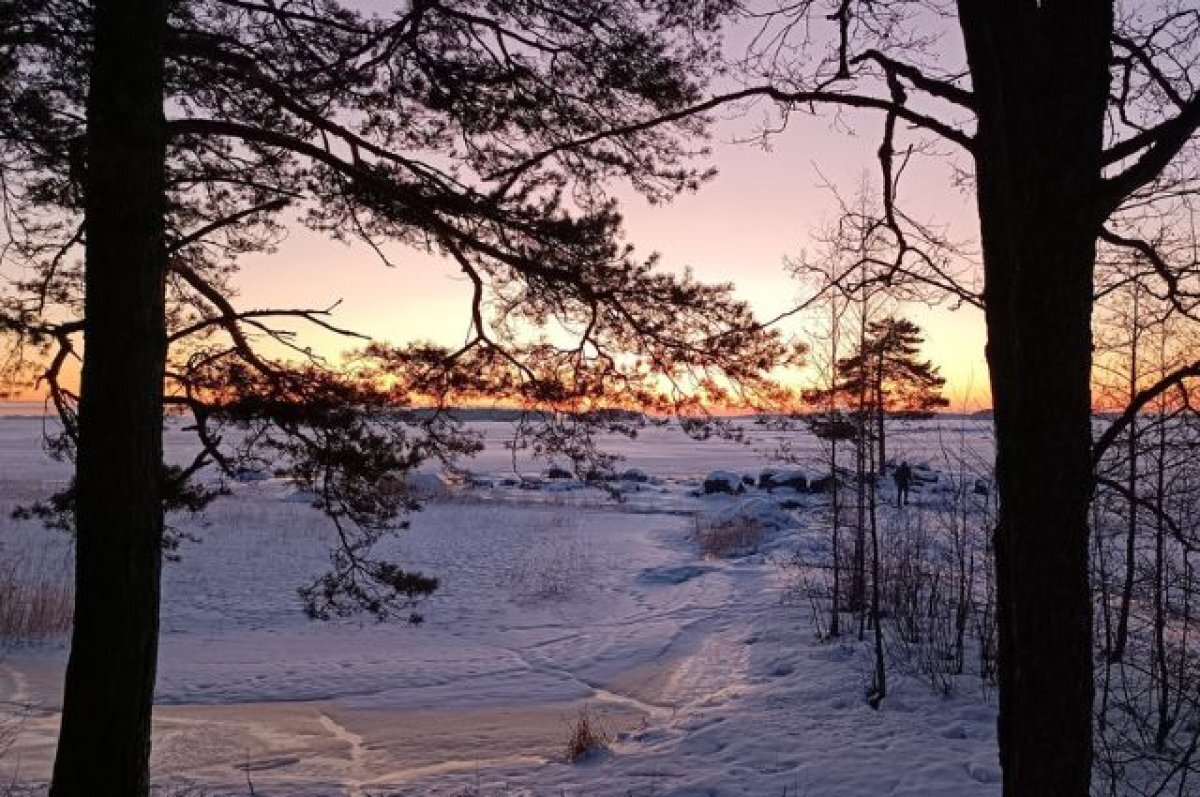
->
[0,402,1001,421]
[0,400,51,418]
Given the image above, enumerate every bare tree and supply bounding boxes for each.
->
[699,4,1200,792]
[1091,267,1200,795]
[540,0,1200,790]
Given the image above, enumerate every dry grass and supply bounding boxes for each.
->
[503,513,594,603]
[508,538,592,602]
[693,516,764,558]
[0,555,72,642]
[562,705,609,763]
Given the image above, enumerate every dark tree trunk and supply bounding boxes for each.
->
[959,3,1113,795]
[1112,283,1140,663]
[876,354,887,476]
[867,432,886,708]
[50,0,169,794]
[830,431,842,637]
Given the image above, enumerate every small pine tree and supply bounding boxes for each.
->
[808,316,948,474]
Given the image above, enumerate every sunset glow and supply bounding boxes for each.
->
[204,115,993,412]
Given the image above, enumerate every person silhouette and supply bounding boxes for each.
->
[894,461,913,507]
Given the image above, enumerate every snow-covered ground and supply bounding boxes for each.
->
[0,414,1000,795]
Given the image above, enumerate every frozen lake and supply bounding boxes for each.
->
[0,415,1000,795]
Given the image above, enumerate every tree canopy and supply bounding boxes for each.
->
[0,0,788,615]
[1,4,789,792]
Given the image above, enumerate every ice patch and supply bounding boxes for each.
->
[638,564,714,585]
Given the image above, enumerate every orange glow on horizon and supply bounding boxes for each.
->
[3,110,1006,411]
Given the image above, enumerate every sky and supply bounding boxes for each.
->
[217,0,994,410]
[229,103,993,411]
[2,9,993,411]
[1,105,992,411]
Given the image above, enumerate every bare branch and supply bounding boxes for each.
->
[489,84,974,187]
[1093,359,1200,464]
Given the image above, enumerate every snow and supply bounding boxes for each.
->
[704,497,797,533]
[0,415,1000,795]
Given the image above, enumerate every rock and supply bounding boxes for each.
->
[546,465,573,480]
[808,473,847,494]
[808,416,859,441]
[378,470,450,498]
[759,468,808,491]
[233,465,270,482]
[410,471,451,497]
[703,470,744,494]
[281,488,318,505]
[911,463,938,484]
[620,468,650,483]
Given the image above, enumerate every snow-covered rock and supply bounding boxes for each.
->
[758,467,807,491]
[620,467,650,483]
[703,469,745,495]
[232,465,270,482]
[280,487,318,505]
[406,471,451,498]
[541,478,584,492]
[706,497,796,532]
[377,470,451,498]
[809,472,851,493]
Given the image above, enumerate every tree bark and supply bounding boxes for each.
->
[876,350,887,476]
[50,0,169,794]
[1111,282,1140,663]
[959,3,1112,794]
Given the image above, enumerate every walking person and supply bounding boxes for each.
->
[894,461,913,507]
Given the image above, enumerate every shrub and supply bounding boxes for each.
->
[563,705,609,763]
[0,556,72,642]
[503,513,593,603]
[694,516,763,558]
[507,538,592,602]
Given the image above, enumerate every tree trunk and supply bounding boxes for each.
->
[959,4,1112,795]
[867,428,886,708]
[50,0,169,794]
[876,353,887,476]
[829,297,843,637]
[1152,400,1169,751]
[1112,282,1140,663]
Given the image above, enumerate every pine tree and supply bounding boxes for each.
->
[811,316,948,475]
[1,3,785,793]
